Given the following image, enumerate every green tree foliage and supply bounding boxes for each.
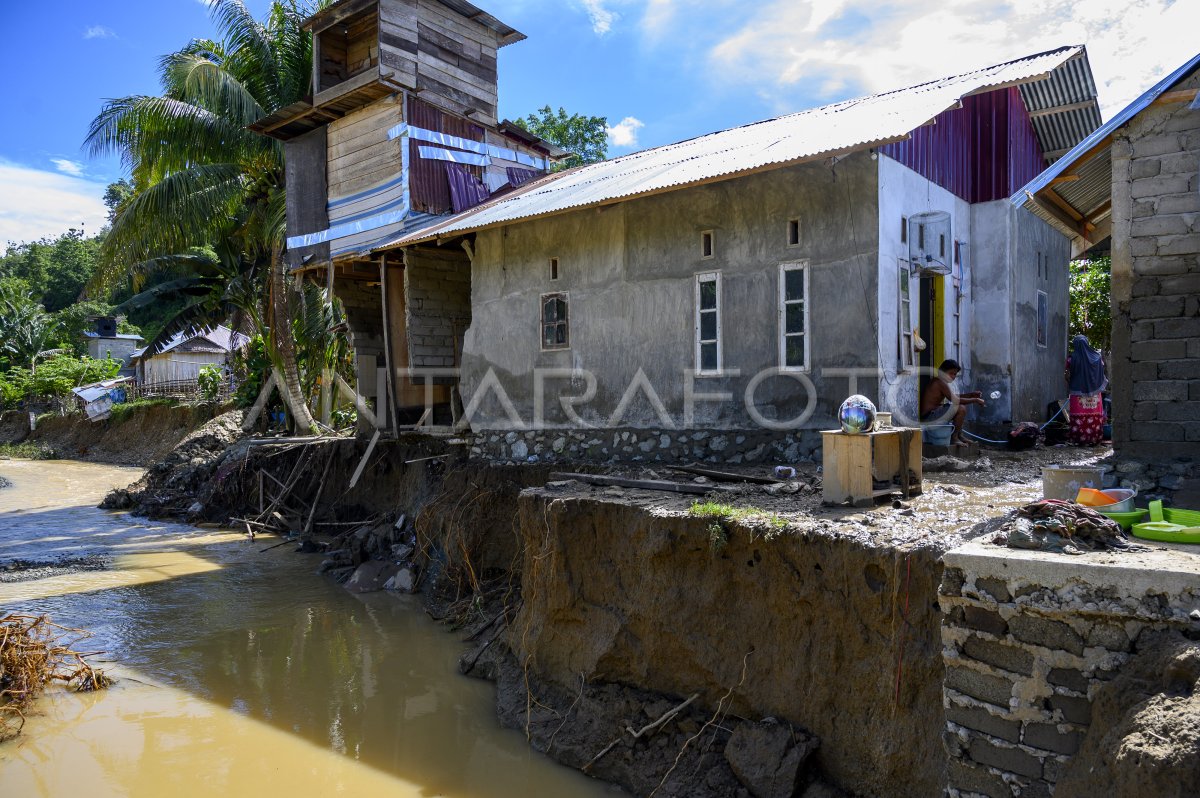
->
[0,355,120,409]
[103,178,135,225]
[1068,256,1111,353]
[0,290,61,370]
[514,105,608,170]
[87,0,322,430]
[0,229,102,312]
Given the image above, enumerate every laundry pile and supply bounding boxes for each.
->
[1003,499,1147,554]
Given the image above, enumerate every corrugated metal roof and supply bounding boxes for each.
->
[379,46,1088,249]
[1012,49,1200,221]
[132,325,249,359]
[1017,50,1102,161]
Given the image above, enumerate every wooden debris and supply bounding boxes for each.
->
[549,472,725,495]
[584,692,701,772]
[667,464,783,485]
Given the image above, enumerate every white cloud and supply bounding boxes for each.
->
[0,162,109,245]
[580,0,617,35]
[607,116,645,148]
[51,158,85,177]
[704,0,1200,120]
[83,25,116,39]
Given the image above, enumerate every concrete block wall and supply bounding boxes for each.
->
[939,540,1200,796]
[1110,70,1200,459]
[404,249,471,376]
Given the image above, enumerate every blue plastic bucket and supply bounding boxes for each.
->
[923,424,954,446]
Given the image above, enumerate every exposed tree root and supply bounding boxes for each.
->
[1,613,112,742]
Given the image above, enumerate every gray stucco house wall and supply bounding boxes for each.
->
[460,154,881,434]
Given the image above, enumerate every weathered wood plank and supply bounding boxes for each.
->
[416,52,496,102]
[415,69,496,123]
[284,126,329,265]
[416,33,497,84]
[416,0,497,48]
[314,66,380,108]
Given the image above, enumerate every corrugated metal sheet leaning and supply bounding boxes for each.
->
[373,46,1088,250]
[1011,50,1200,234]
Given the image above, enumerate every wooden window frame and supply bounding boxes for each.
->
[1036,289,1048,349]
[695,272,722,374]
[778,262,810,372]
[540,292,570,351]
[899,260,914,371]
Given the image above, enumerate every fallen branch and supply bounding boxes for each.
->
[667,465,782,485]
[584,692,701,772]
[549,472,726,495]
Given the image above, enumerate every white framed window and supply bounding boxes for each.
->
[549,257,559,280]
[541,292,569,351]
[695,272,721,373]
[787,219,800,247]
[1036,290,1048,348]
[899,261,914,370]
[778,262,809,371]
[700,230,714,259]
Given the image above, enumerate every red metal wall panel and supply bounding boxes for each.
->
[880,87,1046,204]
[407,96,485,215]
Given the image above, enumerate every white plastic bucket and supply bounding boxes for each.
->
[1042,466,1107,501]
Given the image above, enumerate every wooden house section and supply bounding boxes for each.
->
[300,0,520,127]
[327,95,405,199]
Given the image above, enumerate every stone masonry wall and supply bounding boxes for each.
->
[1110,69,1200,459]
[404,248,471,378]
[939,540,1200,797]
[470,426,823,465]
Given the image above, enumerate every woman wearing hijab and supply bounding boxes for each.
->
[1065,335,1107,446]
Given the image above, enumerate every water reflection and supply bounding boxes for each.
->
[0,459,616,798]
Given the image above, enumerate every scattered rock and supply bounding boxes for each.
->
[344,560,401,593]
[924,456,971,472]
[724,718,818,798]
[383,567,416,592]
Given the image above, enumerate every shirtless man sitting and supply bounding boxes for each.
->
[919,359,985,445]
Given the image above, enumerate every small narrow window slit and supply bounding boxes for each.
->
[787,219,800,246]
[549,257,559,280]
[701,230,714,259]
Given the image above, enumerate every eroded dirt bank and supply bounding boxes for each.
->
[101,420,1138,797]
[0,404,221,466]
[506,489,951,797]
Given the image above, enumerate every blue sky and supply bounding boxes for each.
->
[1,0,1197,245]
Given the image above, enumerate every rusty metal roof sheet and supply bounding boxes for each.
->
[378,46,1089,249]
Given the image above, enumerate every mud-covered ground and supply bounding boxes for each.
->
[537,444,1114,555]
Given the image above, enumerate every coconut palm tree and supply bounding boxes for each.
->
[86,0,321,430]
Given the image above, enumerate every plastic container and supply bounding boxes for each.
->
[923,424,954,446]
[1089,488,1137,513]
[1042,465,1106,501]
[1097,508,1147,530]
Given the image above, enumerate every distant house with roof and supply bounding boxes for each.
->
[257,0,1103,458]
[130,325,249,386]
[82,316,143,373]
[1015,51,1200,461]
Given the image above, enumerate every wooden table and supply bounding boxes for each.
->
[821,428,923,507]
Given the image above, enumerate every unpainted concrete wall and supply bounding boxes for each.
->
[461,155,881,431]
[403,247,471,379]
[877,155,975,424]
[1008,203,1070,423]
[1110,67,1200,459]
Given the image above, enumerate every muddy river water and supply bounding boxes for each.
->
[0,459,616,797]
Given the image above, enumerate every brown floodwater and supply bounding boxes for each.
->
[0,458,618,797]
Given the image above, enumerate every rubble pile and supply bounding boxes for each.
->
[101,410,247,517]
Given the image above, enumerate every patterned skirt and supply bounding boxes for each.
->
[1068,393,1105,445]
